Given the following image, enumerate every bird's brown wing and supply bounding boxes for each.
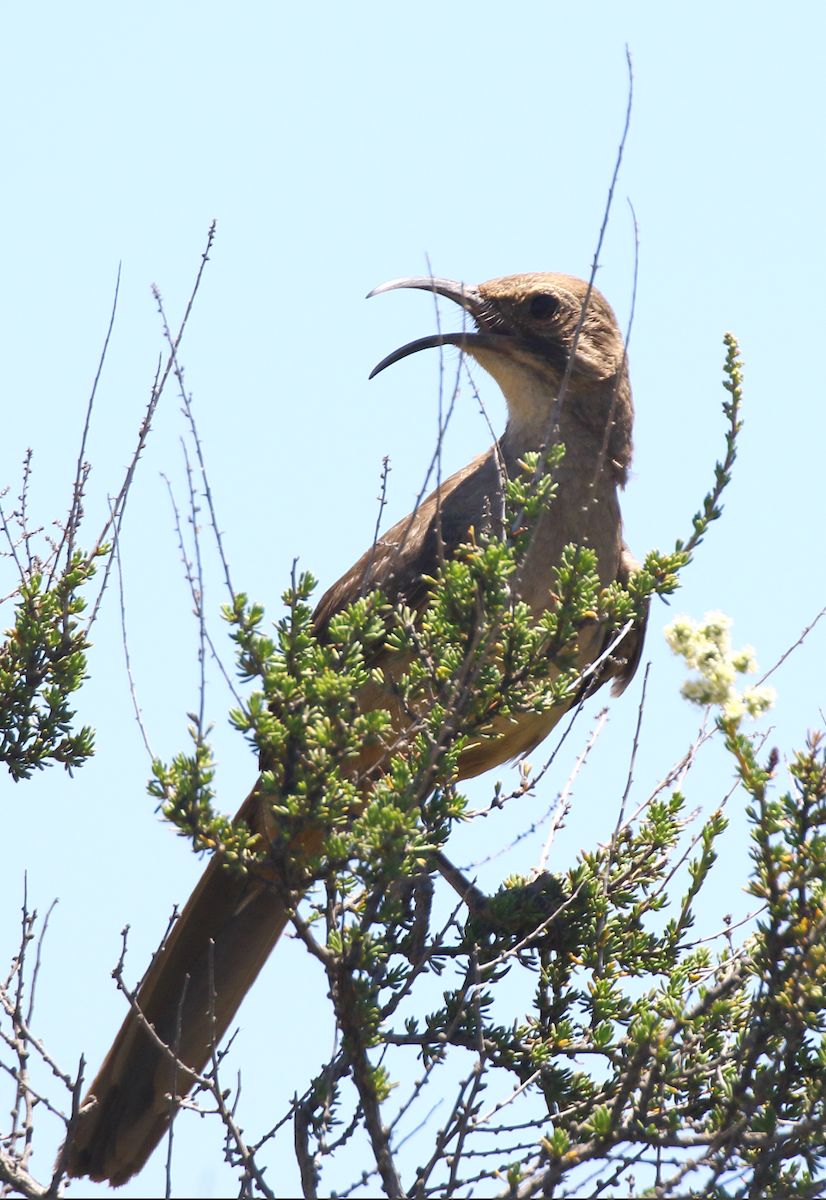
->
[315,451,646,779]
[312,448,503,631]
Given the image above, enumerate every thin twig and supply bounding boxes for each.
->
[585,195,640,501]
[54,263,122,584]
[173,355,236,604]
[161,473,242,707]
[536,708,609,873]
[165,973,190,1199]
[424,251,447,565]
[383,298,464,585]
[512,45,634,537]
[181,439,208,744]
[86,222,217,629]
[594,662,649,976]
[475,1069,542,1129]
[757,601,826,686]
[360,455,392,596]
[111,496,154,758]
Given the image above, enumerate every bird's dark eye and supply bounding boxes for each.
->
[529,293,559,320]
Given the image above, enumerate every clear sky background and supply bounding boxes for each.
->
[1,3,824,1197]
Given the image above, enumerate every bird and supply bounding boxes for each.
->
[64,271,645,1185]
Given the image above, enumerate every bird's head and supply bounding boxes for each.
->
[368,272,633,480]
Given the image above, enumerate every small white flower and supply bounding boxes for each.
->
[742,685,777,717]
[663,611,775,726]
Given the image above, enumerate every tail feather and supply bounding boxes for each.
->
[65,849,290,1185]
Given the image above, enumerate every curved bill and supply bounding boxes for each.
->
[369,332,504,380]
[366,276,485,318]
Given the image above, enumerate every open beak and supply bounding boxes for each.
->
[366,276,512,379]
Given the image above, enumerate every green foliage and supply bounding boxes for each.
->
[0,550,102,780]
[506,443,563,556]
[146,335,826,1195]
[153,442,661,890]
[676,332,744,560]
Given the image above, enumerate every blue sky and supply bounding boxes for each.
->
[1,3,824,1196]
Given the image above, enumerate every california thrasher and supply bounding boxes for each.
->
[65,271,645,1185]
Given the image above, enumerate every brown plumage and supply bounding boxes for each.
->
[65,271,645,1185]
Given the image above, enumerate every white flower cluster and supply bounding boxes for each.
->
[663,610,776,724]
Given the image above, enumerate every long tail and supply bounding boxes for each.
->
[65,836,290,1185]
